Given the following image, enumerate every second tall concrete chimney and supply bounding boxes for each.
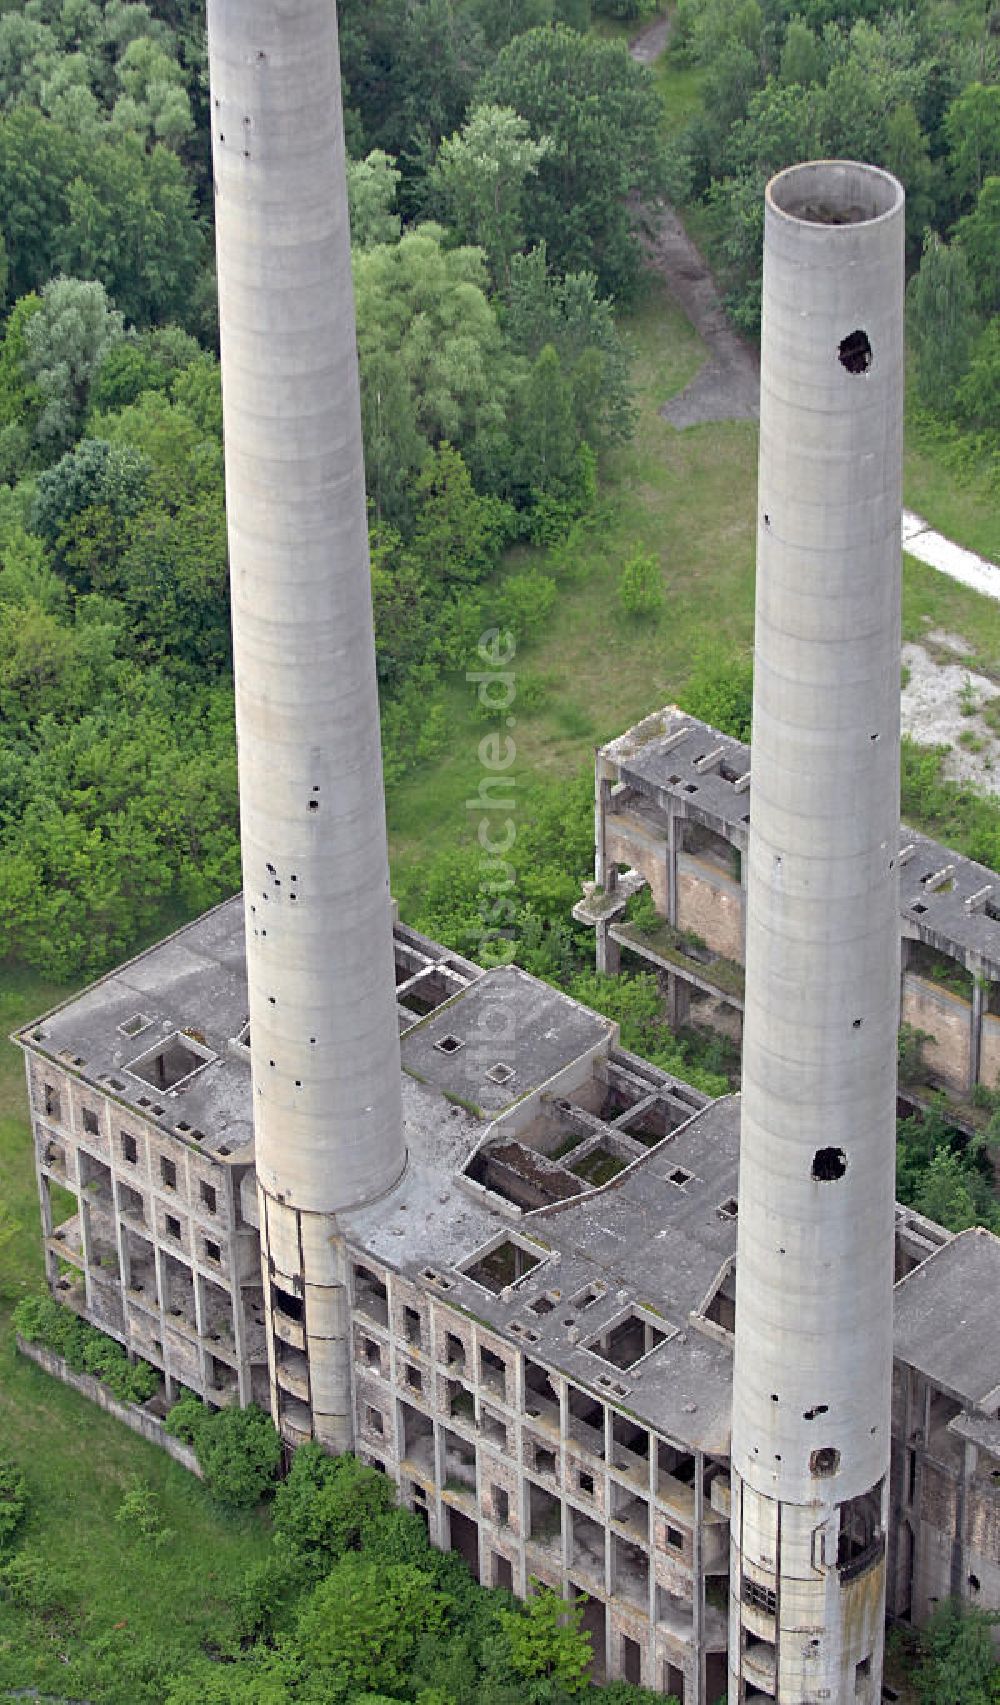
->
[207,0,405,1449]
[730,162,905,1704]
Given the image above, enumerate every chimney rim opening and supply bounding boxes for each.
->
[767,160,904,229]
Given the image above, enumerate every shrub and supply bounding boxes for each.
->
[13,1293,159,1403]
[115,1478,173,1548]
[617,550,664,619]
[195,1404,282,1511]
[0,1460,28,1549]
[273,1447,394,1564]
[164,1392,209,1447]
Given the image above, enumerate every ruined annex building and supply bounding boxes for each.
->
[11,0,1000,1702]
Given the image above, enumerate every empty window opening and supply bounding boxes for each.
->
[82,1107,100,1136]
[121,1131,138,1165]
[403,1305,422,1348]
[527,1481,561,1550]
[353,1263,388,1326]
[480,1344,506,1398]
[587,1309,666,1371]
[462,1236,544,1294]
[165,1213,181,1241]
[664,1661,686,1702]
[839,329,872,375]
[447,1378,475,1423]
[400,1400,434,1473]
[200,1179,217,1214]
[856,1656,872,1692]
[366,1405,385,1436]
[361,1335,382,1371]
[969,1573,981,1593]
[43,1083,61,1120]
[568,1385,605,1457]
[838,1481,883,1577]
[405,1363,423,1394]
[128,1032,215,1091]
[434,1034,464,1055]
[612,1412,649,1471]
[524,1358,559,1426]
[578,1469,595,1496]
[445,1331,466,1373]
[492,1485,510,1526]
[480,1408,507,1448]
[611,1478,648,1536]
[443,1425,476,1494]
[622,1635,642,1687]
[118,1181,144,1223]
[613,1534,649,1609]
[804,1403,829,1421]
[160,1156,177,1190]
[447,1505,480,1581]
[494,1553,513,1591]
[571,1507,605,1579]
[742,1576,777,1618]
[812,1146,847,1181]
[745,1688,777,1703]
[204,1238,221,1264]
[273,1285,303,1322]
[533,1443,557,1477]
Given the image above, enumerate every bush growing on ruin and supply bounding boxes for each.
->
[0,1459,28,1549]
[12,1292,159,1403]
[272,1445,395,1566]
[198,1404,282,1510]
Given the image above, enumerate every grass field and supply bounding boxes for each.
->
[0,969,272,1702]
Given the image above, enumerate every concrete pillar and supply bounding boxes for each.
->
[970,970,984,1092]
[667,973,691,1032]
[206,1,405,1448]
[596,922,621,977]
[730,162,905,1705]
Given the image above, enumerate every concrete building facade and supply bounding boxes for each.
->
[16,900,1000,1701]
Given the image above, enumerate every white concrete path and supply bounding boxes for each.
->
[903,509,1000,600]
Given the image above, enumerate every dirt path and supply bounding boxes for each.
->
[628,14,760,428]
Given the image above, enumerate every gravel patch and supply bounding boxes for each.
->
[901,639,1000,793]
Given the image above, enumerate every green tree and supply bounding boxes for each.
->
[492,1582,592,1698]
[915,1600,1000,1704]
[779,19,821,87]
[194,1405,282,1510]
[272,1446,395,1566]
[907,232,978,413]
[0,1460,27,1550]
[20,276,125,454]
[110,34,193,152]
[410,442,513,589]
[507,243,636,447]
[478,26,666,297]
[354,225,513,515]
[433,103,551,289]
[295,1553,452,1699]
[31,437,150,585]
[955,176,1000,315]
[956,318,1000,430]
[945,81,1000,206]
[348,149,402,248]
[914,1148,980,1232]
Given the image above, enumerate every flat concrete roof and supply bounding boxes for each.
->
[893,1227,1000,1410]
[605,707,1000,975]
[400,965,612,1117]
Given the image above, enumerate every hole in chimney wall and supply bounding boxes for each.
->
[838,329,872,374]
[804,1404,829,1420]
[812,1147,847,1182]
[852,1018,863,1029]
[810,1446,841,1476]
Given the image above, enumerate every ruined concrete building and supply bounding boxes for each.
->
[12,2,1000,1702]
[15,909,1000,1701]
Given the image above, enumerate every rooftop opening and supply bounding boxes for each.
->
[586,1309,667,1371]
[128,1031,215,1092]
[119,1014,152,1038]
[434,1034,464,1055]
[461,1235,545,1294]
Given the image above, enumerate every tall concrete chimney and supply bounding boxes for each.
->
[207,0,405,1450]
[730,162,905,1703]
